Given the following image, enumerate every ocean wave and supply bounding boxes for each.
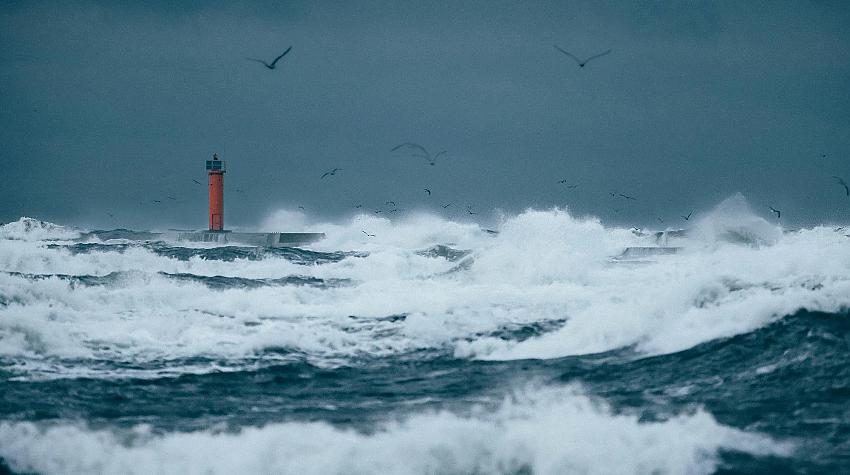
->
[1,197,849,378]
[3,270,349,291]
[48,242,364,265]
[0,217,80,242]
[0,386,791,475]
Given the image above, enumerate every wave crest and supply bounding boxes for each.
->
[0,386,791,475]
[0,217,80,241]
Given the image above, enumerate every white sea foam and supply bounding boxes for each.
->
[1,196,849,378]
[0,385,791,475]
[0,217,80,242]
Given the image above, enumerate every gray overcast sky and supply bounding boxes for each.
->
[1,0,849,229]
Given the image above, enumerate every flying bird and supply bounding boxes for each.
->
[391,143,445,166]
[247,46,292,70]
[167,196,176,200]
[385,201,396,206]
[833,176,849,196]
[362,230,376,237]
[611,192,636,201]
[466,206,477,215]
[298,205,306,210]
[321,168,342,179]
[354,204,363,209]
[657,217,664,223]
[442,202,452,209]
[681,211,693,221]
[192,179,203,185]
[553,45,612,68]
[769,206,781,219]
[424,188,431,196]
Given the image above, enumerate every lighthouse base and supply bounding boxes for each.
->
[175,231,325,247]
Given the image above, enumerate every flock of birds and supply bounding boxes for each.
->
[132,44,848,237]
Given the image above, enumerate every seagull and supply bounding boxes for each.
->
[247,46,292,70]
[466,206,477,215]
[385,201,396,206]
[424,188,431,196]
[354,204,363,209]
[391,143,445,166]
[681,211,693,221]
[362,230,375,237]
[657,217,664,223]
[167,196,176,200]
[321,168,342,179]
[557,180,579,188]
[553,45,612,68]
[769,206,781,219]
[833,176,849,196]
[298,205,306,211]
[442,202,452,209]
[192,179,203,185]
[153,200,162,204]
[611,192,636,201]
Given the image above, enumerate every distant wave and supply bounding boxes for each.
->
[48,242,365,265]
[0,217,80,241]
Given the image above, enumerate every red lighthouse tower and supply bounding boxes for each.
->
[173,153,324,246]
[206,153,226,231]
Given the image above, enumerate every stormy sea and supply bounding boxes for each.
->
[1,197,848,474]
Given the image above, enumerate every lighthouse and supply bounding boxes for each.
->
[171,153,324,247]
[206,153,225,231]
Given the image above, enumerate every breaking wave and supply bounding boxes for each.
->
[0,386,790,475]
[0,217,80,242]
[0,197,849,380]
